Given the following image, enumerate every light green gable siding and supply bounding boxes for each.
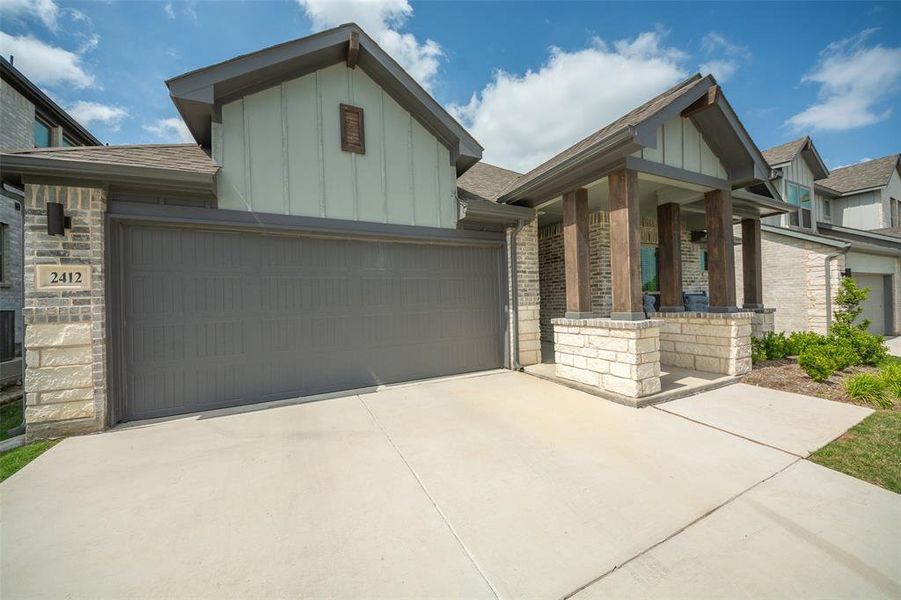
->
[216,63,457,228]
[637,116,727,179]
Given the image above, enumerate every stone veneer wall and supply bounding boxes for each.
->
[508,218,541,366]
[734,228,845,334]
[653,312,753,376]
[750,309,776,339]
[23,184,107,440]
[538,212,708,342]
[0,78,35,150]
[552,317,661,397]
[1,193,25,352]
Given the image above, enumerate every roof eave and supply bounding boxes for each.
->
[0,154,218,194]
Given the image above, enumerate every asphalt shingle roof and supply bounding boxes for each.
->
[762,137,808,167]
[497,74,706,198]
[4,144,219,176]
[816,154,900,194]
[457,162,522,202]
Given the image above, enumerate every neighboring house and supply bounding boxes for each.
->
[0,57,101,385]
[1,25,788,438]
[737,137,900,336]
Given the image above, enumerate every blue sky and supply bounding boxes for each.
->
[1,0,899,173]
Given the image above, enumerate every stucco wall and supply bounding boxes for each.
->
[1,78,34,150]
[538,212,708,342]
[215,63,457,228]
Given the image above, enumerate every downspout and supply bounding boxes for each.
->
[824,245,850,329]
[509,219,527,371]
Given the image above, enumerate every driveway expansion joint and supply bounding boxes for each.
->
[357,394,502,600]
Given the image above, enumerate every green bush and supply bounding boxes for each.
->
[762,332,791,360]
[829,325,887,366]
[786,331,825,356]
[832,277,870,331]
[751,337,767,364]
[798,342,857,382]
[844,373,891,409]
[879,362,901,399]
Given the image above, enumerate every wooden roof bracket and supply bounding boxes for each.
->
[346,30,360,69]
[681,84,721,119]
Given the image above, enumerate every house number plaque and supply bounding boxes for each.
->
[35,265,91,291]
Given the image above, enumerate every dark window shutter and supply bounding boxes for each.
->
[340,104,365,154]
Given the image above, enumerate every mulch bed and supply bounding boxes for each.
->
[740,358,881,406]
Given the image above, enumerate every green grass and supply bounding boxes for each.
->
[0,439,59,484]
[0,399,24,441]
[809,411,901,494]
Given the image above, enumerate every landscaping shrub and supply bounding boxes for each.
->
[832,277,870,330]
[879,362,901,399]
[798,342,857,382]
[751,337,767,364]
[829,326,888,366]
[844,373,891,409]
[761,332,791,360]
[786,331,824,356]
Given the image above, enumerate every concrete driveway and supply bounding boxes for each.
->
[2,372,898,599]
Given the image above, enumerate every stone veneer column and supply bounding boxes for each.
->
[511,219,541,366]
[551,317,661,398]
[23,184,107,440]
[750,308,776,339]
[653,312,752,376]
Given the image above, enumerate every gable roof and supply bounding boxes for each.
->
[457,162,522,202]
[3,144,219,175]
[762,136,829,179]
[496,74,776,204]
[0,57,101,147]
[815,154,900,195]
[166,23,482,174]
[498,75,704,200]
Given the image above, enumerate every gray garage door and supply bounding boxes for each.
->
[115,224,505,421]
[853,273,887,335]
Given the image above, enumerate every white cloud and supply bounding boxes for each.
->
[297,0,442,89]
[143,118,194,143]
[163,2,176,19]
[67,101,129,129]
[787,29,901,132]
[0,0,60,32]
[698,32,750,82]
[0,32,94,88]
[448,32,687,172]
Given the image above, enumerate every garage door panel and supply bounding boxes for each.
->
[118,225,504,421]
[852,274,887,336]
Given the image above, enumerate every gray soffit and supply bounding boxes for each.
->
[498,74,777,205]
[816,221,901,253]
[732,188,793,218]
[762,136,830,180]
[0,153,217,194]
[166,23,483,175]
[761,224,850,249]
[0,57,101,147]
[457,191,535,226]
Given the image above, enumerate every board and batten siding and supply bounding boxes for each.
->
[633,116,728,180]
[214,63,458,228]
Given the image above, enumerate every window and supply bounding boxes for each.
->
[891,198,899,228]
[786,182,812,228]
[33,118,51,148]
[62,135,76,147]
[640,246,658,292]
[339,104,365,154]
[823,199,832,220]
[700,249,709,272]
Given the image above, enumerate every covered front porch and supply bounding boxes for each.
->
[499,76,788,401]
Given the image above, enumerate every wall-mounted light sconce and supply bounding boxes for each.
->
[46,202,71,236]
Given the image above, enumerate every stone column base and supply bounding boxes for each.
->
[517,304,541,366]
[651,311,753,376]
[551,317,662,398]
[749,308,776,339]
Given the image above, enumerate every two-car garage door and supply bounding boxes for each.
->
[113,224,505,422]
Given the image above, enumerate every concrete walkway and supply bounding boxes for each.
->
[1,372,897,599]
[886,335,901,357]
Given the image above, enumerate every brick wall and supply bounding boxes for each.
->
[1,79,35,150]
[23,184,107,440]
[515,219,541,365]
[538,211,709,341]
[735,229,845,334]
[0,193,24,351]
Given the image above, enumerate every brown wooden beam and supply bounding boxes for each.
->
[346,31,360,69]
[741,218,764,309]
[608,169,644,320]
[705,188,737,312]
[563,188,591,317]
[681,85,720,119]
[657,203,683,312]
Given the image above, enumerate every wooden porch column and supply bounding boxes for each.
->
[657,203,683,312]
[741,218,764,309]
[608,169,644,320]
[563,188,591,318]
[705,188,737,312]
